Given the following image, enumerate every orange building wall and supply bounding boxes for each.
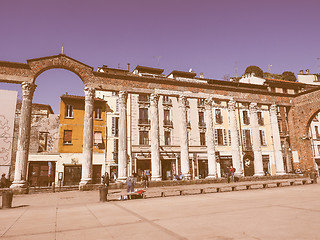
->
[58,97,107,154]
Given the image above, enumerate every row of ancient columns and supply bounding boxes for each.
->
[10,84,286,191]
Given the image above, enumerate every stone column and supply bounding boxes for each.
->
[150,94,161,181]
[80,87,95,187]
[228,99,242,176]
[249,103,264,176]
[178,95,190,179]
[205,97,217,178]
[270,104,286,175]
[11,82,36,192]
[118,91,128,181]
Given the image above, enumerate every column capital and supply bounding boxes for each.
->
[270,104,277,113]
[150,93,159,104]
[204,97,213,109]
[228,99,237,111]
[119,91,128,103]
[21,82,36,98]
[84,87,95,100]
[249,102,258,113]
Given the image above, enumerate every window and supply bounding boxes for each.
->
[139,108,149,124]
[163,95,172,105]
[113,139,118,162]
[257,112,264,125]
[214,129,227,145]
[242,129,252,150]
[243,111,250,125]
[94,131,103,145]
[139,131,149,145]
[259,130,267,146]
[95,107,102,120]
[38,132,48,152]
[317,145,320,155]
[112,117,119,136]
[199,112,205,127]
[315,126,320,139]
[63,130,72,144]
[138,94,149,102]
[163,109,171,126]
[200,132,206,146]
[65,105,73,118]
[197,98,205,107]
[164,131,171,145]
[228,130,231,146]
[215,109,223,124]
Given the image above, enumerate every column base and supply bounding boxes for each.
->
[151,176,162,181]
[116,177,127,183]
[276,171,286,175]
[235,171,243,177]
[254,173,265,177]
[79,179,93,191]
[10,181,29,194]
[183,173,191,180]
[206,175,217,179]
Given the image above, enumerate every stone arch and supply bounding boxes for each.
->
[26,54,94,85]
[288,87,320,171]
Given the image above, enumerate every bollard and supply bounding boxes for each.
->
[99,186,108,202]
[2,190,13,209]
[52,182,55,193]
[310,172,317,184]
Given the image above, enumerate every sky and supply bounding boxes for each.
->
[1,0,320,113]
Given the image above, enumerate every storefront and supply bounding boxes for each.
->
[28,161,56,187]
[161,159,176,180]
[198,159,208,179]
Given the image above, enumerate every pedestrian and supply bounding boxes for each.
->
[143,172,149,188]
[105,172,110,187]
[146,169,151,181]
[126,175,134,193]
[230,166,236,183]
[0,173,8,188]
[224,166,230,183]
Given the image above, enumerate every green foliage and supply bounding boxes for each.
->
[263,72,283,80]
[244,66,264,78]
[282,71,297,82]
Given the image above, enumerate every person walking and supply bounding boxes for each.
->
[126,175,134,193]
[0,173,8,188]
[230,166,236,183]
[224,166,230,183]
[143,172,149,188]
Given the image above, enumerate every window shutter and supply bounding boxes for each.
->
[260,130,266,145]
[116,99,119,112]
[214,129,218,145]
[223,129,227,145]
[228,130,231,146]
[64,130,72,143]
[242,130,246,147]
[112,117,115,135]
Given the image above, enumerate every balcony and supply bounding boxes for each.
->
[138,119,151,126]
[162,98,172,106]
[198,122,206,128]
[138,95,150,104]
[163,120,173,127]
[197,99,205,108]
[258,118,264,126]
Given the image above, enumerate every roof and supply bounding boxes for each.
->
[168,70,197,78]
[16,100,54,114]
[134,65,164,74]
[60,94,106,102]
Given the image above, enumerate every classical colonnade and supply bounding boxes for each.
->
[11,82,286,191]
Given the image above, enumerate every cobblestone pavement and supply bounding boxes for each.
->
[0,179,319,240]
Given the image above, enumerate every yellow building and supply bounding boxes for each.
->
[58,94,109,185]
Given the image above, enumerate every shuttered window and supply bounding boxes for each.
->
[259,130,267,146]
[63,130,72,144]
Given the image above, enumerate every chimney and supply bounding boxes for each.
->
[306,69,310,74]
[127,63,130,71]
[200,72,204,78]
[299,70,304,74]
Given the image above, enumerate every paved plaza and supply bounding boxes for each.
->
[0,181,319,240]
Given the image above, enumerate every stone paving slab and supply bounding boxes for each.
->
[0,178,319,240]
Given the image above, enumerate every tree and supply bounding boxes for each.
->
[244,66,264,78]
[282,71,296,82]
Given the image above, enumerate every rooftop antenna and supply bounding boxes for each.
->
[268,64,272,73]
[61,44,64,54]
[153,56,162,67]
[118,63,120,69]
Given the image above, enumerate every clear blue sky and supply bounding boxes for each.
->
[1,0,319,113]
